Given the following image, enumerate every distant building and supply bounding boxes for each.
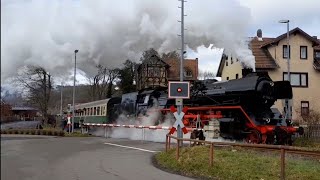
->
[165,58,199,82]
[1,100,13,117]
[216,27,320,121]
[136,55,199,90]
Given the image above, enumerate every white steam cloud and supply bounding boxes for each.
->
[1,0,255,82]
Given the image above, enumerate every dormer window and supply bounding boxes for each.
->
[184,68,192,77]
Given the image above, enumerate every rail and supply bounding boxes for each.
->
[165,134,320,180]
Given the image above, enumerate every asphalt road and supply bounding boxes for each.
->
[1,135,193,180]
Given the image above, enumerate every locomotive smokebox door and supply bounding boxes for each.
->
[168,81,190,99]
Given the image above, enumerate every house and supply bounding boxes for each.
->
[136,55,170,90]
[136,55,199,90]
[216,27,320,122]
[164,58,199,82]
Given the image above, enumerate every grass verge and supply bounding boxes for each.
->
[1,129,65,136]
[155,146,320,180]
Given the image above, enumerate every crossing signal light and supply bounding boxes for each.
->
[168,81,190,99]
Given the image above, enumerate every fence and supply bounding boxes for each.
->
[294,124,320,139]
[165,134,320,180]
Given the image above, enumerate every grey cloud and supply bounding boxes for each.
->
[1,0,256,83]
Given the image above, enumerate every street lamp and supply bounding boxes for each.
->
[279,19,291,121]
[72,49,79,132]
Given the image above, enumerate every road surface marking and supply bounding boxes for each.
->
[104,142,159,153]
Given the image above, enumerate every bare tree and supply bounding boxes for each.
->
[161,50,181,61]
[198,70,216,80]
[298,108,320,138]
[15,65,53,123]
[87,65,119,100]
[140,48,160,62]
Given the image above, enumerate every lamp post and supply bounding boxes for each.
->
[279,19,291,120]
[72,49,79,132]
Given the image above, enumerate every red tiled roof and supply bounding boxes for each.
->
[250,37,279,69]
[164,58,198,81]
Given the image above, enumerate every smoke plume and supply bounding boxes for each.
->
[1,0,254,82]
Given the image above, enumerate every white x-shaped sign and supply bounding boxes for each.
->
[169,111,188,134]
[173,112,185,128]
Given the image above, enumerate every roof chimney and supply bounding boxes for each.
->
[313,36,318,39]
[257,29,263,41]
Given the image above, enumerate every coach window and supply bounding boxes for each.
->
[96,107,100,115]
[91,107,93,116]
[301,101,309,116]
[102,106,106,115]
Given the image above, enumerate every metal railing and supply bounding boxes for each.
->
[165,134,320,180]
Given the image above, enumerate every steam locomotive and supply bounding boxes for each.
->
[74,71,304,145]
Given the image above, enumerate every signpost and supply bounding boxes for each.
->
[168,81,190,146]
[67,115,71,134]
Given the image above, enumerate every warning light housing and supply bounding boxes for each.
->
[168,81,190,99]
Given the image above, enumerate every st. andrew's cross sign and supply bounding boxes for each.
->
[168,106,189,135]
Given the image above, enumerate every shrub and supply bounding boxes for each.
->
[59,130,65,136]
[47,130,52,136]
[30,129,36,135]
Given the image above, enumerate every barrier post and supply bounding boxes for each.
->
[165,134,168,152]
[209,143,214,167]
[176,139,180,160]
[168,135,171,150]
[280,148,286,180]
[104,126,107,138]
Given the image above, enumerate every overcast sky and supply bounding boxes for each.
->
[1,0,320,87]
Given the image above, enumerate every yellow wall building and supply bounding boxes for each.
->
[217,27,320,122]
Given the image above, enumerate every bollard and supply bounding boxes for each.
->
[280,148,285,180]
[209,143,214,167]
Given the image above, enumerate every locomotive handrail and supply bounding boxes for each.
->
[165,134,320,180]
[161,105,258,128]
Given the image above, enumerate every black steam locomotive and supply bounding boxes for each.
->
[86,71,304,145]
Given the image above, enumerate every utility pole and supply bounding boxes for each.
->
[177,0,186,144]
[279,20,291,121]
[60,83,63,119]
[72,50,79,133]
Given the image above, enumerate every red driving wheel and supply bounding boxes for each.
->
[246,130,262,144]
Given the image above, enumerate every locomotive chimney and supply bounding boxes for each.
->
[242,68,253,77]
[257,29,263,41]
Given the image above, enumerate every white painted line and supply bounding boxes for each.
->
[104,142,159,153]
